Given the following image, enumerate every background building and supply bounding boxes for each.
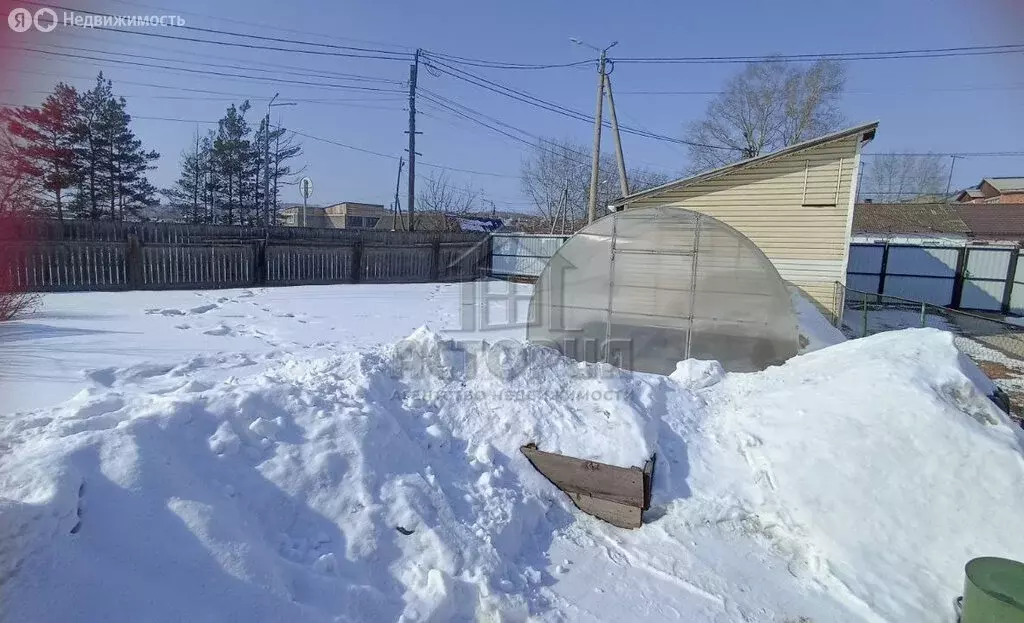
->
[281,202,389,228]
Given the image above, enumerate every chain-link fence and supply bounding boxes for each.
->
[835,283,1024,364]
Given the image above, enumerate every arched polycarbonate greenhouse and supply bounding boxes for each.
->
[526,206,800,375]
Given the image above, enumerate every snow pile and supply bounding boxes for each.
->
[2,323,1023,622]
[682,328,1024,621]
[0,327,673,621]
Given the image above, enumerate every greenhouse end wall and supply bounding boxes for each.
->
[527,207,800,375]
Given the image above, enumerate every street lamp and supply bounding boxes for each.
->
[569,37,618,56]
[264,94,297,225]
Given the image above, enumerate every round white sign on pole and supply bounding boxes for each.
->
[299,177,313,200]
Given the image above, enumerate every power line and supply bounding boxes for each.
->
[420,91,590,165]
[863,151,1024,157]
[30,40,405,84]
[21,109,518,178]
[614,43,1024,64]
[267,128,517,178]
[418,88,686,174]
[420,49,596,70]
[20,4,410,62]
[52,25,403,82]
[10,47,407,93]
[4,67,407,103]
[287,128,398,159]
[30,1,587,71]
[618,84,1024,96]
[22,0,412,59]
[103,0,415,52]
[423,57,726,150]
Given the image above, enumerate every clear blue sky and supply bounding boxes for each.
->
[8,0,1024,211]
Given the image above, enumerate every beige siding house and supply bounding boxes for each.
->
[610,121,878,314]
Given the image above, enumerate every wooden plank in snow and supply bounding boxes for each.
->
[520,443,650,528]
[567,491,642,529]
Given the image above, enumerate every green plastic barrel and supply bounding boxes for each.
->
[962,557,1024,623]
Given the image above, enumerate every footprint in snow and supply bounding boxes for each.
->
[203,325,233,336]
[145,308,185,316]
[188,303,219,315]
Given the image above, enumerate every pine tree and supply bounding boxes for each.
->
[74,74,115,219]
[164,129,206,223]
[3,83,82,219]
[70,73,158,221]
[211,101,253,225]
[200,132,217,223]
[103,95,158,220]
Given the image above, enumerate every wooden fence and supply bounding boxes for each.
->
[1,220,490,292]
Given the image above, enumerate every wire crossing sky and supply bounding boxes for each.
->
[3,0,1022,211]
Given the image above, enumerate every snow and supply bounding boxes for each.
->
[2,282,1023,622]
[789,287,846,352]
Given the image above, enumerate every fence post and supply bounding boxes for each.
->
[877,243,890,295]
[952,246,968,308]
[252,240,267,287]
[833,282,844,327]
[126,235,143,288]
[350,239,362,284]
[861,290,868,337]
[430,236,441,282]
[920,301,926,328]
[482,235,493,280]
[1000,249,1018,314]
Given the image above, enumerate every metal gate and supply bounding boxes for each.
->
[962,247,1014,311]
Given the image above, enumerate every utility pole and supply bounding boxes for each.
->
[194,128,200,223]
[264,93,276,226]
[603,72,628,198]
[392,156,405,231]
[586,51,607,224]
[406,49,420,231]
[572,38,617,224]
[265,94,296,225]
[945,154,962,202]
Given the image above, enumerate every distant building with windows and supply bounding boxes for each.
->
[281,202,389,228]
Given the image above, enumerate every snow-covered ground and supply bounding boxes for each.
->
[2,282,1023,622]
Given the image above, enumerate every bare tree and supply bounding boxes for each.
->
[520,137,591,224]
[860,154,950,202]
[416,172,481,230]
[685,59,846,173]
[520,136,674,228]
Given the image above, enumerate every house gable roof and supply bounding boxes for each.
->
[983,177,1024,194]
[610,121,879,207]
